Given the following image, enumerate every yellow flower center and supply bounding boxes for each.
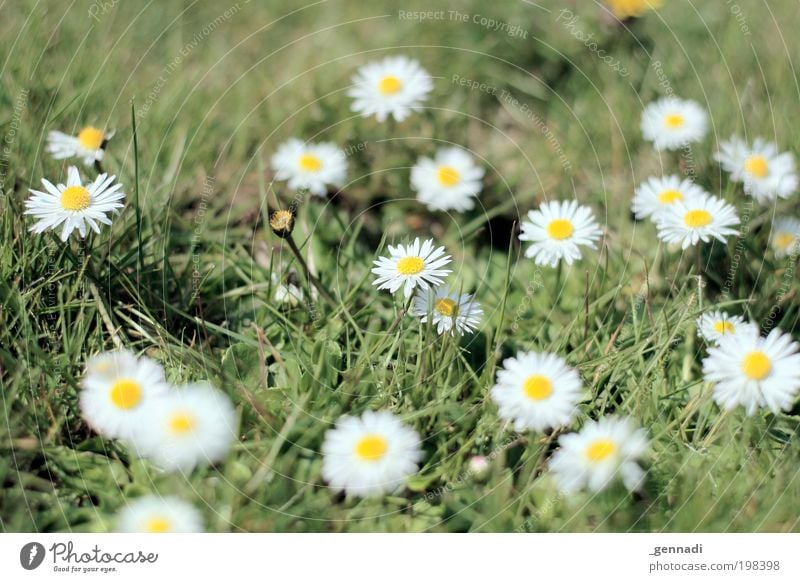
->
[396,256,424,275]
[378,75,402,95]
[60,185,91,211]
[741,350,771,381]
[109,379,143,410]
[354,434,388,461]
[298,154,322,172]
[713,321,736,334]
[434,297,458,317]
[546,218,574,240]
[523,375,553,401]
[744,155,769,178]
[77,126,104,150]
[684,209,712,228]
[585,439,617,462]
[436,166,460,187]
[168,412,196,434]
[664,113,685,128]
[774,233,794,250]
[144,516,171,533]
[658,189,683,204]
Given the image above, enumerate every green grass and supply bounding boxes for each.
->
[1,0,798,532]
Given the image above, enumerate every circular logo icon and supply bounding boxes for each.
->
[20,542,46,570]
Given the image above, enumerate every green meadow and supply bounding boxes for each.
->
[1,0,798,532]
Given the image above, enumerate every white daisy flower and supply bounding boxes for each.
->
[411,147,485,212]
[715,136,798,203]
[46,125,112,166]
[696,311,757,344]
[79,350,170,440]
[371,237,452,298]
[641,97,708,151]
[348,55,433,122]
[702,328,800,416]
[117,495,203,533]
[490,351,583,432]
[549,416,649,494]
[411,286,483,336]
[655,194,740,249]
[271,273,304,306]
[270,138,347,197]
[771,217,800,258]
[632,175,707,222]
[132,383,237,473]
[275,283,304,305]
[518,200,603,267]
[24,166,125,242]
[321,410,422,498]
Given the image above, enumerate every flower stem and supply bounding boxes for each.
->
[285,236,337,307]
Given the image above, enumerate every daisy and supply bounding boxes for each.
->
[275,281,304,306]
[132,383,237,473]
[604,0,661,19]
[116,495,203,533]
[271,273,304,306]
[518,200,603,267]
[655,194,740,249]
[632,175,707,222]
[549,416,649,494]
[270,138,347,197]
[771,217,800,258]
[411,147,485,212]
[24,166,125,242]
[702,328,800,415]
[641,97,708,151]
[697,311,758,344]
[715,136,798,203]
[490,351,583,432]
[321,410,422,498]
[371,237,452,298]
[79,350,170,440]
[468,455,490,478]
[411,286,483,336]
[348,55,433,122]
[46,125,112,166]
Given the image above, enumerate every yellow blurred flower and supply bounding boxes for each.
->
[605,0,662,19]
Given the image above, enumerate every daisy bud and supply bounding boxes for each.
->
[468,455,490,480]
[269,209,295,239]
